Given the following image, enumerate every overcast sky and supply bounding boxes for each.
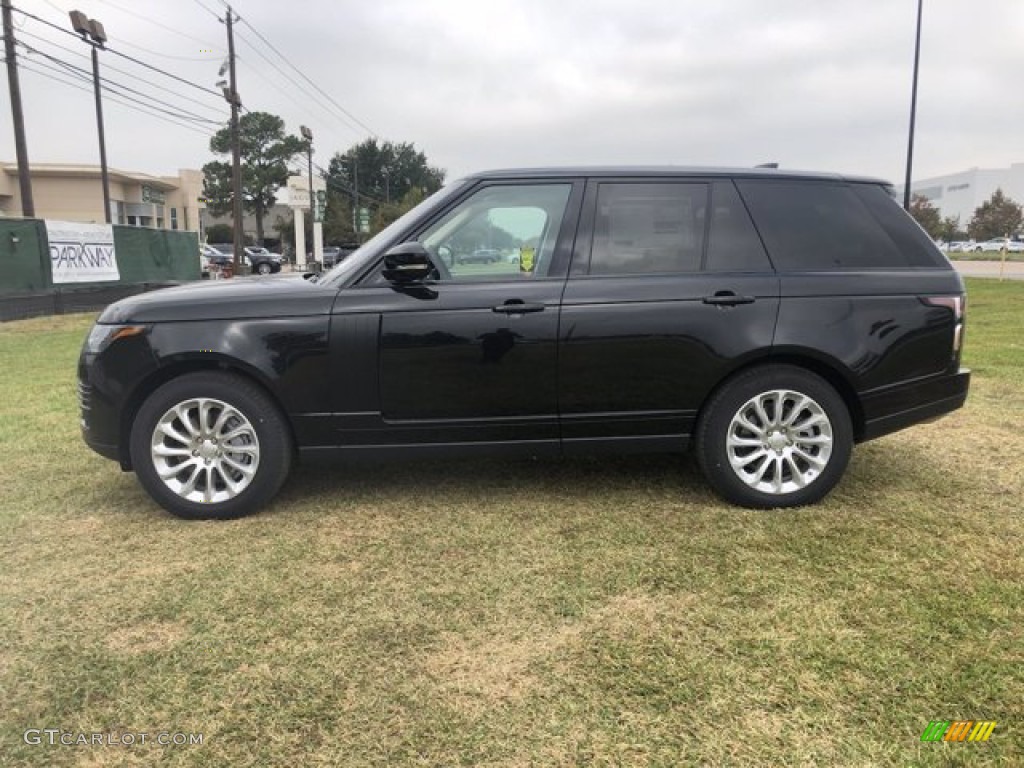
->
[4,0,1023,186]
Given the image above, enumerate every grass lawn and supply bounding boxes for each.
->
[1,278,1022,767]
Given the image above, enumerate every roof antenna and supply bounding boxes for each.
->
[756,162,779,169]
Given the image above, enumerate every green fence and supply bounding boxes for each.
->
[0,219,200,320]
[0,219,50,294]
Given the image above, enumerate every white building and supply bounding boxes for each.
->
[899,163,1024,227]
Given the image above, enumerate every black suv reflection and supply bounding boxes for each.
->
[79,167,969,519]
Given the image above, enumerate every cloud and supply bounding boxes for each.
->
[4,0,1023,185]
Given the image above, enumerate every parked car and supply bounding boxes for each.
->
[79,166,969,519]
[200,244,231,276]
[244,246,284,274]
[947,241,974,253]
[460,248,502,264]
[974,237,1024,253]
[207,244,283,274]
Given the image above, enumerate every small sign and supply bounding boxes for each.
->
[313,190,327,222]
[287,175,310,209]
[47,220,120,284]
[359,207,370,234]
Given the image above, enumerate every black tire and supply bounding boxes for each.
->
[257,262,272,275]
[695,365,852,508]
[129,372,292,520]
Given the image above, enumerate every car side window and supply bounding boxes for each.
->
[588,183,708,275]
[418,184,572,280]
[705,181,773,272]
[737,180,906,270]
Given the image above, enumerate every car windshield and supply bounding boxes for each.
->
[317,179,471,287]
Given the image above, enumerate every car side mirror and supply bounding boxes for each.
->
[383,242,435,282]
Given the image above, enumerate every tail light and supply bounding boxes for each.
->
[923,295,965,360]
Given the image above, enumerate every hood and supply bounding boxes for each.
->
[98,275,337,324]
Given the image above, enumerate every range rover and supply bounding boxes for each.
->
[79,167,970,519]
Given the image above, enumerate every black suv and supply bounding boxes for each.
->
[79,167,969,519]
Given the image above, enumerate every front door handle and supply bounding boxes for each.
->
[702,292,755,307]
[493,301,545,314]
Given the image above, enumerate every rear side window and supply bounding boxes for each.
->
[589,183,707,275]
[705,181,772,272]
[736,180,905,270]
[851,183,947,267]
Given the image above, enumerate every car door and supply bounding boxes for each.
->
[558,177,781,450]
[328,179,583,452]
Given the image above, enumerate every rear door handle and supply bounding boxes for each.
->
[493,301,545,314]
[702,292,755,307]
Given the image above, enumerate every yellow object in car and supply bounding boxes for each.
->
[519,246,536,273]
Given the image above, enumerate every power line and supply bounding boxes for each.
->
[14,59,216,139]
[192,0,222,21]
[16,42,224,125]
[232,28,362,136]
[94,0,223,50]
[235,13,376,137]
[16,28,226,118]
[113,39,223,62]
[11,6,222,97]
[313,160,387,208]
[15,54,219,132]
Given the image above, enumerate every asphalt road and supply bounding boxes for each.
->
[950,259,1024,280]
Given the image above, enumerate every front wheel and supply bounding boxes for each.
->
[129,372,292,519]
[696,366,852,508]
[257,262,272,275]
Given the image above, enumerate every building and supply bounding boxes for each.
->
[900,163,1024,227]
[0,162,205,232]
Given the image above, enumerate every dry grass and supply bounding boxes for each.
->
[0,279,1022,766]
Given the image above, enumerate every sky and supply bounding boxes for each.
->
[3,0,1023,186]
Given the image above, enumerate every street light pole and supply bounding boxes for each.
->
[70,10,111,223]
[904,0,924,211]
[90,44,111,223]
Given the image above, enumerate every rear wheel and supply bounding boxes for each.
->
[696,366,852,508]
[257,262,272,275]
[129,372,291,519]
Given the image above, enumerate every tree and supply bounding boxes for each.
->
[204,223,234,244]
[202,112,307,245]
[967,188,1023,241]
[909,194,942,240]
[324,139,445,241]
[371,186,428,232]
[938,215,967,243]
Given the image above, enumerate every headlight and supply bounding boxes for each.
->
[84,324,146,355]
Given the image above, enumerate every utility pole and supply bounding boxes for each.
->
[222,6,244,272]
[352,160,360,243]
[3,0,35,217]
